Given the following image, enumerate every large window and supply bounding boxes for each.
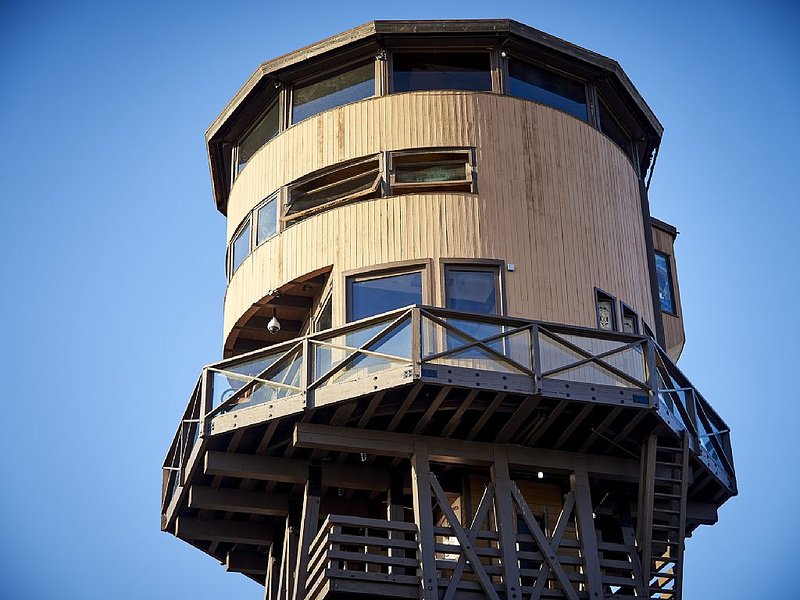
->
[389,149,474,194]
[444,265,501,348]
[598,97,631,156]
[235,101,280,178]
[285,155,382,224]
[392,52,492,93]
[291,62,375,124]
[507,59,588,121]
[654,252,676,314]
[230,217,251,276]
[347,269,424,322]
[255,194,278,245]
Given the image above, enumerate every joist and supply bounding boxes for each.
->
[226,550,268,575]
[176,517,272,545]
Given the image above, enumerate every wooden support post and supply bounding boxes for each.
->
[264,544,278,600]
[292,464,321,600]
[278,505,300,600]
[638,434,657,592]
[387,468,406,574]
[571,457,603,600]
[410,442,437,600]
[491,448,522,600]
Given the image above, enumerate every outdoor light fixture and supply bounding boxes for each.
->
[360,452,368,462]
[267,308,281,334]
[537,471,544,479]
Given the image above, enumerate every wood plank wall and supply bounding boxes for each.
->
[223,92,653,345]
[651,224,685,360]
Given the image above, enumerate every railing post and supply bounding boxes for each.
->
[201,368,213,436]
[531,324,542,393]
[411,307,422,378]
[301,337,312,410]
[411,441,437,600]
[646,339,659,410]
[491,448,522,600]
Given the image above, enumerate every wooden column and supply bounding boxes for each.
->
[491,448,522,600]
[571,456,603,600]
[637,434,657,590]
[264,543,279,600]
[387,468,406,574]
[411,441,437,600]
[278,504,300,600]
[292,464,321,600]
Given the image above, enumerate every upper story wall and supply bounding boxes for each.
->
[222,92,655,350]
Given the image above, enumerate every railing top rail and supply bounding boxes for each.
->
[325,513,419,532]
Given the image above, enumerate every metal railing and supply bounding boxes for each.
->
[161,305,735,512]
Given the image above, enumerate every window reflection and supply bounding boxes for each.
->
[393,52,492,92]
[292,62,375,124]
[236,101,279,177]
[256,195,277,245]
[655,253,676,313]
[231,218,251,275]
[348,271,423,321]
[508,59,587,121]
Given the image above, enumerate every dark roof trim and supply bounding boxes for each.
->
[651,216,679,237]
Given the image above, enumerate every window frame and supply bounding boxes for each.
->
[254,192,280,248]
[232,97,281,184]
[344,260,432,323]
[388,48,497,95]
[594,288,618,332]
[654,251,678,316]
[596,93,633,157]
[504,54,591,123]
[441,260,505,317]
[620,302,640,335]
[228,214,253,279]
[388,147,476,195]
[284,154,383,226]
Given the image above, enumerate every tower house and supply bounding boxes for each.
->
[162,20,736,600]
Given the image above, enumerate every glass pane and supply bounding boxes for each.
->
[393,52,492,92]
[292,62,375,124]
[315,296,333,332]
[559,334,626,356]
[551,363,633,387]
[210,370,249,410]
[231,218,251,274]
[348,271,422,321]
[256,197,277,245]
[429,344,527,375]
[508,59,587,121]
[445,269,498,314]
[395,162,466,184]
[538,335,584,373]
[598,100,630,155]
[655,253,676,313]
[237,101,280,174]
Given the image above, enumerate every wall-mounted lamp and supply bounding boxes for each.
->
[376,50,387,61]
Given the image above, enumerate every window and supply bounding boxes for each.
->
[347,269,424,322]
[595,289,617,331]
[598,98,631,156]
[444,265,502,348]
[230,217,251,276]
[255,194,278,245]
[392,52,492,93]
[621,303,640,335]
[291,62,375,124]
[314,294,333,332]
[285,155,381,224]
[389,149,474,194]
[654,252,676,314]
[235,101,280,178]
[507,59,588,121]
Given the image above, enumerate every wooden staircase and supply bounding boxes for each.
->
[639,434,689,599]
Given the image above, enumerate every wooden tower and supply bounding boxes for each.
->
[162,20,736,600]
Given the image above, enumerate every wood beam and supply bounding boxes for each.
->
[293,423,639,481]
[204,451,390,490]
[226,550,268,575]
[176,517,272,546]
[490,448,521,600]
[293,465,321,600]
[410,442,437,600]
[571,457,603,600]
[189,486,290,516]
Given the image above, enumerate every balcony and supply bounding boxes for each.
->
[162,305,735,529]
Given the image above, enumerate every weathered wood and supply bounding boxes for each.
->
[490,449,522,600]
[176,517,272,546]
[226,550,268,575]
[410,442,437,600]
[292,465,321,600]
[189,486,290,515]
[571,457,603,600]
[293,423,640,480]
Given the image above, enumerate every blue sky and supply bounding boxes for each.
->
[1,1,797,598]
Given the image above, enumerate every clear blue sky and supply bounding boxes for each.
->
[1,1,797,598]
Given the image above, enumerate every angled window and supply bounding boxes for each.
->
[347,269,424,322]
[392,52,492,93]
[654,252,677,314]
[235,100,280,178]
[255,194,278,246]
[230,216,252,276]
[595,289,617,332]
[389,148,474,194]
[291,62,375,125]
[507,59,588,121]
[621,303,640,335]
[285,155,381,225]
[598,97,631,156]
